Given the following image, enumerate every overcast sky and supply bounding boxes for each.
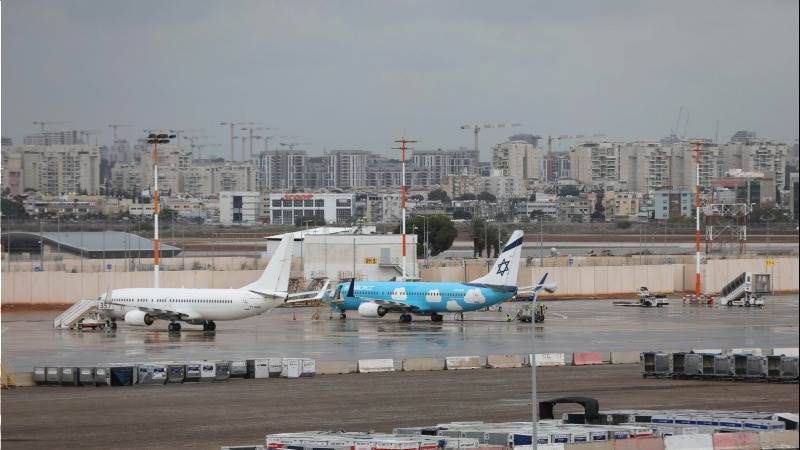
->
[2,0,798,159]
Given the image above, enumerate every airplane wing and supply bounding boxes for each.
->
[108,301,202,321]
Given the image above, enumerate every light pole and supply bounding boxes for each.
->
[145,131,176,288]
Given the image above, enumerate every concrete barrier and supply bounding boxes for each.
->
[692,349,723,354]
[401,358,444,371]
[771,347,799,357]
[445,356,482,370]
[663,434,713,450]
[486,354,525,369]
[11,372,36,387]
[572,352,604,365]
[526,353,567,367]
[759,430,799,449]
[565,442,613,450]
[729,348,763,356]
[357,359,395,373]
[612,437,665,450]
[316,361,357,375]
[711,432,760,450]
[610,351,641,364]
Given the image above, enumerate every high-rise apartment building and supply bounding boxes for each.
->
[330,150,369,189]
[23,130,82,146]
[258,149,307,191]
[6,145,101,195]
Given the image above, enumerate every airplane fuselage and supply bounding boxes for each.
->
[102,288,279,323]
[330,281,516,315]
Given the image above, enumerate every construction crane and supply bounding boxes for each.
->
[171,129,205,148]
[459,122,521,159]
[107,124,133,141]
[32,121,70,131]
[241,126,269,161]
[194,142,220,160]
[184,135,209,159]
[220,122,254,161]
[279,142,310,152]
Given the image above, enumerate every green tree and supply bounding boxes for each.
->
[394,215,457,257]
[427,189,451,203]
[452,209,472,220]
[1,196,27,220]
[477,191,497,203]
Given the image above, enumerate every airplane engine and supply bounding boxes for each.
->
[124,310,155,326]
[357,302,387,318]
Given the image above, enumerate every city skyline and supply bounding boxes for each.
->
[2,0,798,158]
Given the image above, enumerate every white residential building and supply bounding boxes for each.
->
[269,192,355,225]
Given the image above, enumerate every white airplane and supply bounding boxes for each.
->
[98,234,294,332]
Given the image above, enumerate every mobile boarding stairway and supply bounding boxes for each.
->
[716,272,770,307]
[53,299,98,329]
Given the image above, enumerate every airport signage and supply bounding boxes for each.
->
[364,257,377,264]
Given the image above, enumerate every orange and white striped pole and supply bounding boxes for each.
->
[694,141,702,296]
[394,136,417,281]
[146,131,176,288]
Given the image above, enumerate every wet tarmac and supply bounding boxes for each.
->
[2,295,798,371]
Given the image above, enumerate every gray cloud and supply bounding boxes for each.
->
[2,0,797,158]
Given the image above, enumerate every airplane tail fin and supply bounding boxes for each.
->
[243,234,293,297]
[470,230,524,288]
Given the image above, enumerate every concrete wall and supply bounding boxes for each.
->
[2,257,797,305]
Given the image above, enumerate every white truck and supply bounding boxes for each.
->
[638,287,669,307]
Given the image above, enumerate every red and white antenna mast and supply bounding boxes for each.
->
[145,131,176,288]
[692,140,703,296]
[393,136,417,281]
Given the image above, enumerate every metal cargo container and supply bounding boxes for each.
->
[701,354,716,377]
[199,362,216,382]
[746,355,768,378]
[33,367,46,385]
[167,364,185,383]
[185,362,202,382]
[45,367,61,385]
[713,355,735,378]
[59,367,78,386]
[672,353,702,377]
[230,360,248,378]
[281,358,302,378]
[137,364,168,385]
[109,365,137,386]
[246,359,270,379]
[214,361,232,381]
[780,356,798,381]
[268,357,283,377]
[94,367,111,386]
[301,358,316,377]
[78,367,94,386]
[641,352,670,377]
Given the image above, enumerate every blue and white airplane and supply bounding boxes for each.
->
[324,230,555,322]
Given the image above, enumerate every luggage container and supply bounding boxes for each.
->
[33,367,46,385]
[301,358,316,377]
[45,367,61,385]
[78,367,94,386]
[109,365,137,386]
[672,352,703,378]
[166,364,185,383]
[780,356,798,381]
[185,362,202,382]
[137,364,168,385]
[60,367,78,386]
[94,367,111,386]
[215,361,232,381]
[247,359,270,379]
[767,355,783,380]
[268,357,283,377]
[700,353,716,377]
[281,358,302,378]
[230,360,248,378]
[199,362,216,382]
[641,351,670,377]
[713,355,735,378]
[746,355,767,378]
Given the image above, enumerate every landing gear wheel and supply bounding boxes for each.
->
[77,323,83,331]
[110,321,117,330]
[168,323,175,332]
[399,313,412,323]
[727,300,733,306]
[172,323,181,332]
[430,313,443,322]
[339,312,347,320]
[208,321,216,331]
